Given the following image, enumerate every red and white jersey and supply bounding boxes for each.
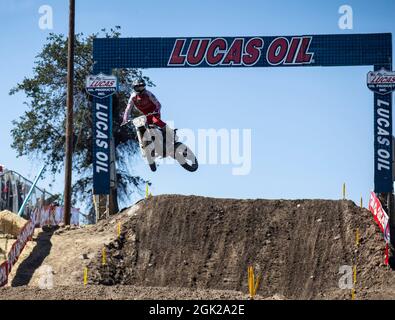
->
[123,89,161,123]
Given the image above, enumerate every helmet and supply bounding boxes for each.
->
[132,79,146,93]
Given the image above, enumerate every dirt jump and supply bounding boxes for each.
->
[0,194,394,300]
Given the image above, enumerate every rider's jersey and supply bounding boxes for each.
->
[124,90,161,119]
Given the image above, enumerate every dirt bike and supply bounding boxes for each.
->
[122,112,198,172]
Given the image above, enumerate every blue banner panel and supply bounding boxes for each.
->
[374,92,393,193]
[93,33,392,71]
[92,96,111,194]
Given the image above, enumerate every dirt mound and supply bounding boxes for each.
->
[0,210,27,236]
[0,211,28,265]
[86,195,394,299]
[6,217,124,288]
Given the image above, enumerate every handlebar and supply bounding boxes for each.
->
[121,112,159,127]
[144,112,159,116]
[120,120,131,127]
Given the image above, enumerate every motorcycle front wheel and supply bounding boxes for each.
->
[174,142,198,172]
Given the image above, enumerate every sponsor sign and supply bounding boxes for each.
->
[93,97,111,194]
[93,33,392,70]
[167,36,314,67]
[374,93,393,192]
[367,69,395,95]
[86,74,116,195]
[86,73,118,99]
[368,191,390,242]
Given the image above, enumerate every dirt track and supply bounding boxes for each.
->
[0,285,275,300]
[1,195,394,300]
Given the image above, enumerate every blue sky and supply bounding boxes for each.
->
[0,0,394,209]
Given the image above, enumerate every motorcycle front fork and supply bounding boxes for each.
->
[137,126,173,158]
[136,127,149,155]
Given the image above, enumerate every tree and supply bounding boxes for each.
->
[10,27,151,223]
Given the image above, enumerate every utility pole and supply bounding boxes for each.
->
[64,0,75,225]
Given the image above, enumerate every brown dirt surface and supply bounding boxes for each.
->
[0,285,273,300]
[1,195,395,300]
[6,217,123,287]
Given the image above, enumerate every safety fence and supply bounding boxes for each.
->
[0,170,53,219]
[0,207,37,286]
[34,206,80,227]
[0,205,79,287]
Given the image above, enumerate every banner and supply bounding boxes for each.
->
[373,64,393,193]
[0,208,37,287]
[0,205,79,287]
[86,73,117,195]
[0,261,7,287]
[368,191,390,241]
[92,96,112,194]
[93,34,392,70]
[34,206,79,226]
[368,191,390,265]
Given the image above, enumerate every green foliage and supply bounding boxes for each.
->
[10,27,150,221]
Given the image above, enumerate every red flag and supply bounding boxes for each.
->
[368,192,391,265]
[368,192,390,242]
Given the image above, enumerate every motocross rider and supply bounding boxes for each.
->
[121,79,177,143]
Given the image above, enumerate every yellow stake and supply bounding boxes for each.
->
[247,266,260,300]
[117,222,121,237]
[342,183,346,200]
[353,265,357,285]
[252,267,255,292]
[83,267,88,286]
[248,266,253,299]
[360,197,363,208]
[351,288,355,300]
[146,183,149,198]
[254,275,261,295]
[102,247,106,266]
[356,228,360,246]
